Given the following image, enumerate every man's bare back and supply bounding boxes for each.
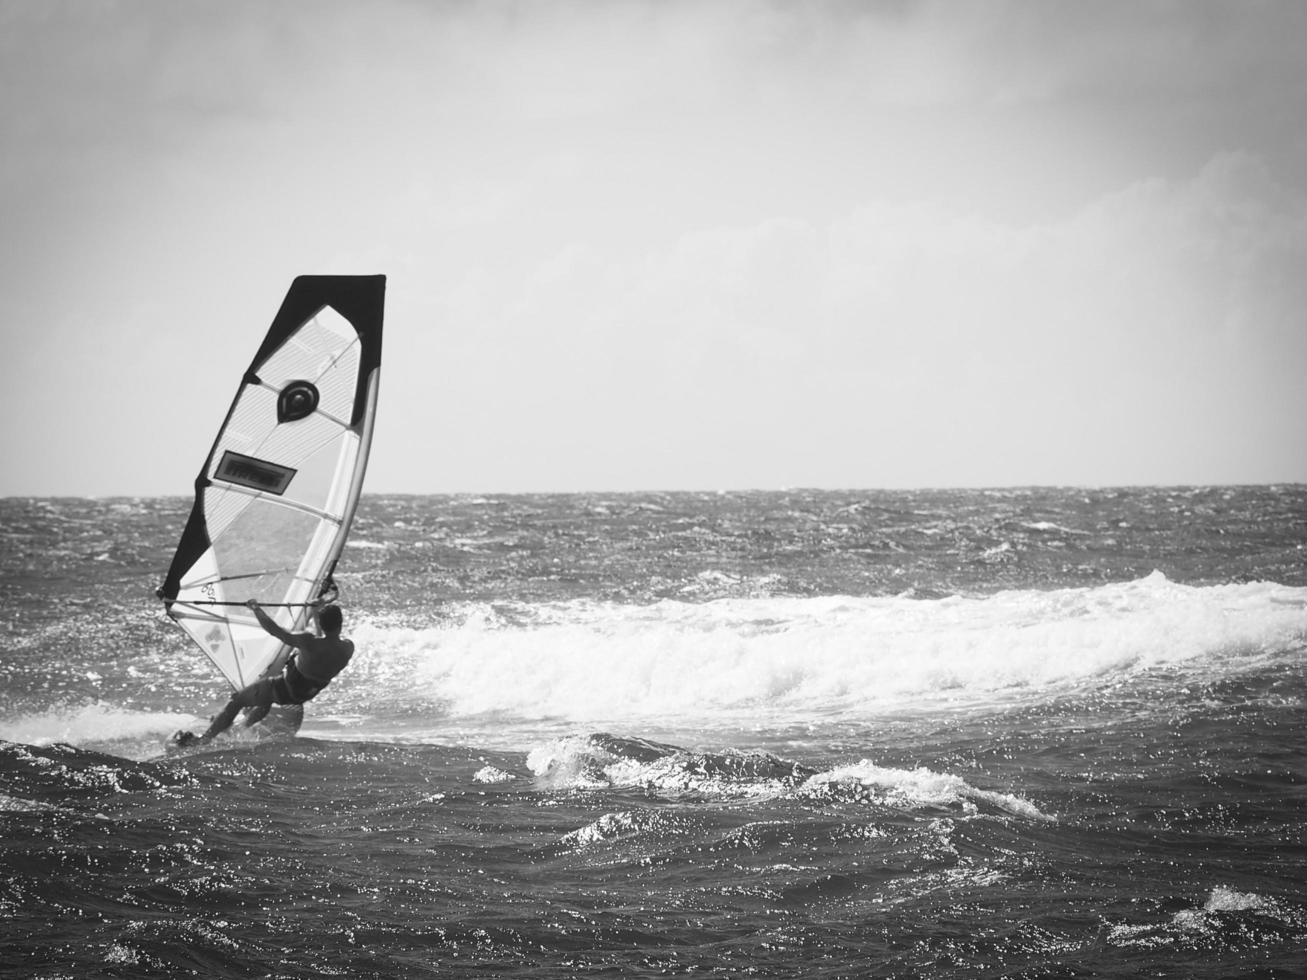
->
[256,605,355,685]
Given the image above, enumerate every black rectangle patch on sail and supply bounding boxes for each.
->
[214,451,297,495]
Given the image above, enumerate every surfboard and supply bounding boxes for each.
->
[157,275,385,734]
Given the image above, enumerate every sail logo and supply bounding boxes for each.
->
[277,380,320,423]
[214,451,297,495]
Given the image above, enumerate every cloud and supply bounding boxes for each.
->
[398,151,1305,489]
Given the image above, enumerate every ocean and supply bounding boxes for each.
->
[2,486,1305,979]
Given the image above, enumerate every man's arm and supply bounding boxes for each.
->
[246,600,310,649]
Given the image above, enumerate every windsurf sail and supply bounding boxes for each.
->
[158,275,385,691]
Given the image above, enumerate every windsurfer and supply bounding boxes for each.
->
[175,601,355,745]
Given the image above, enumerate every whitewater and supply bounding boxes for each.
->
[2,486,1305,978]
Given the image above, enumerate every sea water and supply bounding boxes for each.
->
[1,487,1305,978]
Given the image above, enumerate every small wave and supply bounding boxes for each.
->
[526,732,811,798]
[977,541,1016,564]
[678,570,789,600]
[1108,885,1306,948]
[523,734,1049,823]
[1019,521,1090,535]
[0,792,66,815]
[795,760,1052,821]
[561,806,710,851]
[0,740,200,799]
[564,809,644,847]
[1170,886,1290,932]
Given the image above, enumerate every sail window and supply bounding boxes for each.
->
[214,450,297,495]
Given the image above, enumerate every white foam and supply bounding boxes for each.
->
[348,573,1307,727]
[1172,885,1280,931]
[0,703,200,749]
[1202,885,1269,914]
[472,765,516,784]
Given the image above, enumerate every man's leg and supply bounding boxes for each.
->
[240,683,278,729]
[201,681,272,742]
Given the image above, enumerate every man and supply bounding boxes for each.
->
[175,600,355,745]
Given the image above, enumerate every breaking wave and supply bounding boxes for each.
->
[346,573,1307,729]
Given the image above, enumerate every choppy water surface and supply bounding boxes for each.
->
[2,487,1305,978]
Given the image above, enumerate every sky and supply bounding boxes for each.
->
[2,0,1305,496]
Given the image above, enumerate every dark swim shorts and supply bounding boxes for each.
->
[271,659,326,705]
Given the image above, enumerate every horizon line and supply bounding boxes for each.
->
[3,481,1304,503]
